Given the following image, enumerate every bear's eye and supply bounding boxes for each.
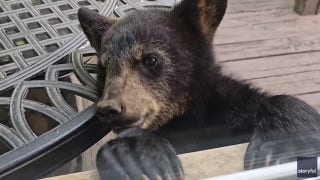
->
[142,55,158,68]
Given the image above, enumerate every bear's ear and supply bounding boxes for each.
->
[78,7,116,50]
[172,0,227,41]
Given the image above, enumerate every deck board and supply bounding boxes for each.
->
[215,36,320,62]
[227,0,293,14]
[216,17,320,44]
[215,0,320,111]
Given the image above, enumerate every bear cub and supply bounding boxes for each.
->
[78,0,320,179]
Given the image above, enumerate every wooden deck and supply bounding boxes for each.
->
[215,0,320,111]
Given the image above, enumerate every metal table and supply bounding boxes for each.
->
[0,0,176,179]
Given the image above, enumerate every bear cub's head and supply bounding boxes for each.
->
[78,0,227,131]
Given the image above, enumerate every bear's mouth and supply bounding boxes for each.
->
[110,113,150,133]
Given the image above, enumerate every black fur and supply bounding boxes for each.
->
[97,128,183,180]
[78,0,320,179]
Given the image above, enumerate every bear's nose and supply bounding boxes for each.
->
[96,100,123,117]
